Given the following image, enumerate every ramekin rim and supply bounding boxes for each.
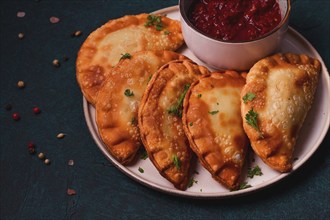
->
[179,0,291,44]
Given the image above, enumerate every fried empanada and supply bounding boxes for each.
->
[76,13,184,105]
[182,71,248,189]
[241,53,321,172]
[95,51,188,165]
[138,60,209,190]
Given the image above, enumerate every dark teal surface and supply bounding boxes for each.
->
[1,0,329,219]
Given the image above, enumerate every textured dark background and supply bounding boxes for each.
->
[1,0,329,219]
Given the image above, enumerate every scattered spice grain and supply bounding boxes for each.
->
[50,16,60,24]
[44,159,51,165]
[12,113,20,121]
[52,59,60,67]
[38,152,45,160]
[28,142,36,154]
[17,80,25,88]
[68,159,74,166]
[33,107,41,114]
[67,188,76,196]
[73,30,82,37]
[17,11,26,18]
[4,104,12,111]
[18,33,24,39]
[57,133,65,139]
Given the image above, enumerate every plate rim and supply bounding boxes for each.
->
[82,5,330,198]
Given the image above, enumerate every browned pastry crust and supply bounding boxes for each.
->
[96,51,188,165]
[241,53,321,172]
[76,13,184,105]
[182,71,248,189]
[138,60,210,190]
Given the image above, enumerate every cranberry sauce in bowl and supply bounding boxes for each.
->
[179,0,291,70]
[189,0,282,42]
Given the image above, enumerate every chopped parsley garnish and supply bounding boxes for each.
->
[155,24,163,31]
[120,53,132,60]
[140,151,148,160]
[245,109,263,138]
[238,182,252,190]
[131,117,137,125]
[172,155,181,170]
[144,15,164,31]
[164,30,171,35]
[247,165,263,178]
[124,89,134,97]
[208,110,219,115]
[197,94,202,98]
[231,182,252,191]
[147,74,153,82]
[168,106,179,117]
[189,122,193,126]
[188,178,198,188]
[138,167,144,173]
[242,92,256,104]
[167,84,190,118]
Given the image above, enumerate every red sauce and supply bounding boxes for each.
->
[189,0,282,41]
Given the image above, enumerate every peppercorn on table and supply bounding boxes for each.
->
[0,0,329,219]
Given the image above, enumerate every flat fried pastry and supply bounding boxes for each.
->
[241,53,321,172]
[138,60,209,190]
[77,13,184,105]
[96,51,188,165]
[182,71,248,189]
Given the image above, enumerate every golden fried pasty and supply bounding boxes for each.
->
[138,60,209,190]
[241,53,321,172]
[95,51,188,165]
[182,71,248,189]
[76,13,184,105]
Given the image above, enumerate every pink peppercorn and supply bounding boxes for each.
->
[33,107,41,114]
[28,142,35,154]
[12,113,20,121]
